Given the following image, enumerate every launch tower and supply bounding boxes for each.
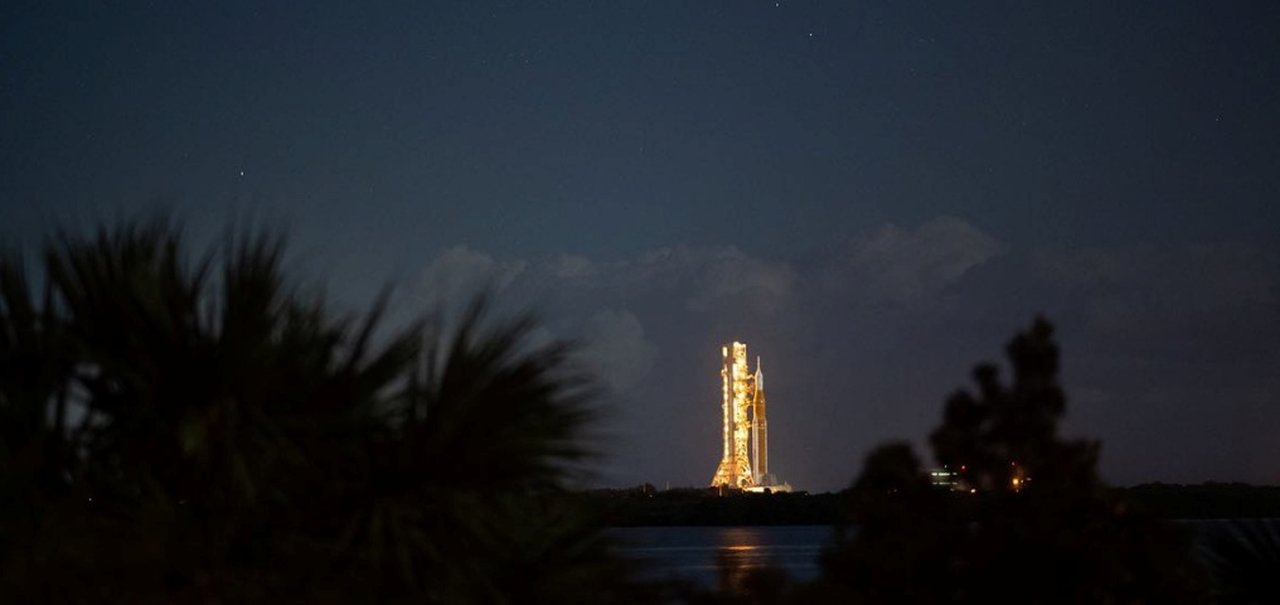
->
[710,342,785,490]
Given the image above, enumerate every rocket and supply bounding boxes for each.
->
[710,342,770,488]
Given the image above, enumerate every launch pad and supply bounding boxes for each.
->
[710,342,789,491]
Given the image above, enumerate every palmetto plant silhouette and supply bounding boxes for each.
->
[1196,519,1280,605]
[0,218,646,603]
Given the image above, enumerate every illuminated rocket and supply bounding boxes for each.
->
[710,342,773,489]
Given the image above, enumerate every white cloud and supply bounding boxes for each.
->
[546,253,599,280]
[576,309,657,392]
[824,216,1005,303]
[417,245,527,308]
[683,246,797,315]
[1033,243,1279,312]
[1028,242,1280,364]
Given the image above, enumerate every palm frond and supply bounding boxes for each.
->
[1196,519,1280,604]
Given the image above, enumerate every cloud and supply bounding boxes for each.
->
[823,216,1006,304]
[417,245,527,309]
[420,243,798,321]
[545,253,599,280]
[1033,243,1278,312]
[576,309,658,392]
[411,218,1280,490]
[681,246,798,315]
[1031,242,1280,363]
[610,245,796,315]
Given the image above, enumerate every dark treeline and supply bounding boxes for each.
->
[1123,483,1280,520]
[2,218,1276,603]
[585,488,843,527]
[585,483,1280,527]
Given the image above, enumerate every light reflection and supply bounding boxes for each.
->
[714,528,779,595]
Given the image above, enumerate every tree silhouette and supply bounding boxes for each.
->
[815,317,1210,604]
[0,217,651,603]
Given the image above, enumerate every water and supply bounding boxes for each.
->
[613,520,1280,593]
[611,525,833,590]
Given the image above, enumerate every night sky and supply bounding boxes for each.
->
[3,1,1278,491]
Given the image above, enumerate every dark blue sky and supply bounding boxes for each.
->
[3,1,1278,490]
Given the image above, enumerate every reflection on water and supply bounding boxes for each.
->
[713,530,781,594]
[612,526,830,591]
